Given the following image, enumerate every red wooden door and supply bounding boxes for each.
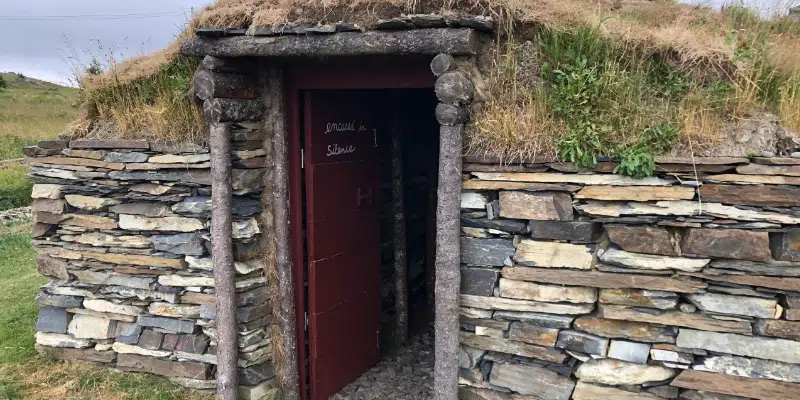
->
[304,90,383,399]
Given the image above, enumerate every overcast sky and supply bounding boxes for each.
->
[0,0,211,85]
[0,0,794,86]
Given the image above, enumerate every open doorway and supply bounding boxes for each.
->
[287,59,439,400]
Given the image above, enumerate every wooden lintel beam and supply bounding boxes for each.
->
[181,28,479,58]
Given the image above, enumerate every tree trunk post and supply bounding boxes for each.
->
[210,122,239,400]
[433,124,463,400]
[391,99,409,347]
[267,65,301,400]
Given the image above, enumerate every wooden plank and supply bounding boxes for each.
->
[575,186,695,201]
[182,28,479,57]
[502,267,707,293]
[670,370,800,400]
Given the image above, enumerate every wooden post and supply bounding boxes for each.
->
[391,100,409,347]
[210,122,239,400]
[433,124,463,400]
[266,65,301,399]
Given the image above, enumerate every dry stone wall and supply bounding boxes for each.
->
[458,156,800,400]
[25,130,277,399]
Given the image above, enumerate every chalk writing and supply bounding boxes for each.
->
[327,143,357,156]
[325,121,356,134]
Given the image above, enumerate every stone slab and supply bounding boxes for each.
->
[599,288,679,310]
[687,293,778,319]
[498,191,572,220]
[572,381,661,400]
[575,359,677,385]
[599,248,709,272]
[576,185,695,201]
[682,228,771,262]
[460,267,500,296]
[489,362,574,400]
[117,353,210,379]
[599,305,752,334]
[513,240,593,270]
[528,221,602,242]
[459,332,567,363]
[498,278,597,303]
[671,370,800,400]
[502,267,707,293]
[606,225,678,256]
[36,306,70,334]
[461,238,515,266]
[461,294,593,314]
[608,340,651,364]
[574,316,676,343]
[676,329,800,364]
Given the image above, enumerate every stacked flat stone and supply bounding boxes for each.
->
[458,156,800,400]
[26,127,277,399]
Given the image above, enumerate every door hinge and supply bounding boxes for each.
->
[301,149,304,169]
[304,312,309,331]
[376,331,380,349]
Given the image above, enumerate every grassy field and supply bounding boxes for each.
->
[0,73,212,398]
[0,72,78,212]
[0,222,214,400]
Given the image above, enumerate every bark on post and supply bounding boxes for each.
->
[266,65,301,399]
[204,98,265,123]
[433,124,463,400]
[391,102,409,347]
[194,70,260,100]
[209,122,239,400]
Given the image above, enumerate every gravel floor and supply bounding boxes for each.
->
[330,333,434,400]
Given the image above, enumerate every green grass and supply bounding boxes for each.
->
[0,165,33,211]
[0,72,75,212]
[0,222,214,400]
[0,223,44,364]
[0,72,77,159]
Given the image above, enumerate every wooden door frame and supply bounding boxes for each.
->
[285,56,435,399]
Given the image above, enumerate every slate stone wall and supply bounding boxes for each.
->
[458,156,800,400]
[25,132,277,398]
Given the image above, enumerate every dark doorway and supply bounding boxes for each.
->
[287,58,439,400]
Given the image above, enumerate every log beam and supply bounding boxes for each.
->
[193,70,259,100]
[209,122,239,399]
[204,98,265,123]
[181,29,479,58]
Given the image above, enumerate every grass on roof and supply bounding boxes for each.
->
[66,0,800,176]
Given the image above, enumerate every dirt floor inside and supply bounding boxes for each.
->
[329,332,434,400]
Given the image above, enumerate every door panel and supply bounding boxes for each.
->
[304,90,383,400]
